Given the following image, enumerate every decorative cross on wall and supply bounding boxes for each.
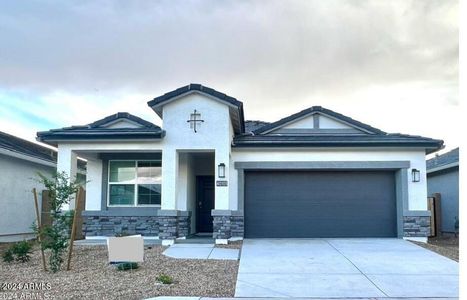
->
[187,109,204,133]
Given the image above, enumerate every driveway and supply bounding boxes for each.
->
[235,239,458,298]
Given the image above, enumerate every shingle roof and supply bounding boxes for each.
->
[88,112,160,129]
[147,83,245,133]
[253,106,386,135]
[234,133,443,150]
[148,83,243,108]
[427,148,459,171]
[244,120,270,133]
[0,131,56,163]
[37,112,164,146]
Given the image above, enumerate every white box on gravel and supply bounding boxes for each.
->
[107,235,144,263]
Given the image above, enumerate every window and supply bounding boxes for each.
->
[108,160,161,206]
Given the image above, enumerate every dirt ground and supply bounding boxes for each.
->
[0,244,239,300]
[411,235,459,262]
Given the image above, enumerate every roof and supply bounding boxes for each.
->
[252,106,385,135]
[37,112,164,147]
[427,148,459,173]
[0,131,56,164]
[234,133,443,151]
[245,120,270,132]
[147,83,245,133]
[234,106,443,153]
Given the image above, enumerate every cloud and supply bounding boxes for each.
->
[0,0,459,150]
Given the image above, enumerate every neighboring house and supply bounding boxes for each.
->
[37,84,443,244]
[426,148,459,234]
[0,131,56,242]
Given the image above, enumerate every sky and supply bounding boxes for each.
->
[0,0,459,154]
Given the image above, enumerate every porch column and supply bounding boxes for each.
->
[56,145,78,210]
[214,150,230,209]
[161,149,177,210]
[176,153,189,210]
[84,157,102,211]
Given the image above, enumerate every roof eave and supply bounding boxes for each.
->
[232,141,443,151]
[427,161,459,173]
[0,147,56,167]
[37,130,166,147]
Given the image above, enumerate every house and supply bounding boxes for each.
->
[37,84,443,244]
[0,131,56,242]
[426,148,459,234]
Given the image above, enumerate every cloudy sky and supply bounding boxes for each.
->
[0,0,459,153]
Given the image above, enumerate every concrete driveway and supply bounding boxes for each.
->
[235,239,458,298]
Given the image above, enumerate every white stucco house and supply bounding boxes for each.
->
[37,84,443,244]
[0,131,56,242]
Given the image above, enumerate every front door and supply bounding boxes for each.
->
[196,176,215,233]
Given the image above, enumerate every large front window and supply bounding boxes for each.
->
[108,160,161,206]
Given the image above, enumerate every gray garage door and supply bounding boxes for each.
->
[244,170,397,238]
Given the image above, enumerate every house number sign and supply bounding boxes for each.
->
[216,180,228,187]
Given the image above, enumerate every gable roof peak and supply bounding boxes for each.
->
[147,83,245,133]
[87,112,159,129]
[253,105,386,135]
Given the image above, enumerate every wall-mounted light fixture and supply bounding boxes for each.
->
[411,168,420,182]
[218,163,226,178]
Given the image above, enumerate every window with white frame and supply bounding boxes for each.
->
[108,160,161,206]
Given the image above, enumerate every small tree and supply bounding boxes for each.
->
[34,171,80,273]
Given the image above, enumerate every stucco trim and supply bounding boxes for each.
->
[403,210,432,217]
[82,209,190,217]
[234,161,410,170]
[211,209,244,216]
[395,169,408,237]
[101,159,109,210]
[158,210,191,217]
[313,114,319,128]
[82,209,159,217]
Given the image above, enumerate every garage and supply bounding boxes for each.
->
[244,170,397,238]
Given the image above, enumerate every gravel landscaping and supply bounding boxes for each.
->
[0,244,239,300]
[215,240,243,249]
[411,235,459,262]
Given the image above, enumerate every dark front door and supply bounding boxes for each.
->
[196,176,215,233]
[244,170,397,238]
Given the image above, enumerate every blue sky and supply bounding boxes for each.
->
[0,0,459,153]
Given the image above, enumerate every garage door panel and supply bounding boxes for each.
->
[244,170,397,238]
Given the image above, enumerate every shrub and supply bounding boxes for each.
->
[156,274,173,284]
[117,262,138,271]
[2,249,14,263]
[34,171,80,273]
[12,241,32,262]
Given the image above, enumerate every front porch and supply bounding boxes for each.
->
[59,147,242,244]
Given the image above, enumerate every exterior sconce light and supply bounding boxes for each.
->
[218,163,226,178]
[412,168,420,182]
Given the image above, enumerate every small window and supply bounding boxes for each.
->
[108,160,161,206]
[109,161,136,182]
[137,184,161,205]
[109,185,135,205]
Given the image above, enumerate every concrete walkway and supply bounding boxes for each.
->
[149,297,456,300]
[163,244,239,260]
[235,239,458,298]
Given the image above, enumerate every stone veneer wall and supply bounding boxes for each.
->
[403,216,431,237]
[213,215,244,239]
[83,216,159,237]
[83,214,191,238]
